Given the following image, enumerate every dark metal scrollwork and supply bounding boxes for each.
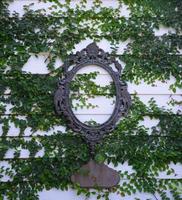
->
[54,43,131,156]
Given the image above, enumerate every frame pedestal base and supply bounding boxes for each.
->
[71,160,120,188]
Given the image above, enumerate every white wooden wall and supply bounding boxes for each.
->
[1,0,182,200]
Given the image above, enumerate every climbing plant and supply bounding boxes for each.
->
[0,0,182,199]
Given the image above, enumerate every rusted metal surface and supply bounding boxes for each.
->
[71,160,120,188]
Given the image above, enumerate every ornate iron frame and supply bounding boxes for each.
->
[54,43,131,155]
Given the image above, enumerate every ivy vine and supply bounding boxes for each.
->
[0,0,182,200]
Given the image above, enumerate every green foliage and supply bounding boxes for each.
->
[0,0,181,199]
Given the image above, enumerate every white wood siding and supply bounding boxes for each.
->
[1,1,181,200]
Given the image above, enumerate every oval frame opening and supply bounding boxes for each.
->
[67,62,119,129]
